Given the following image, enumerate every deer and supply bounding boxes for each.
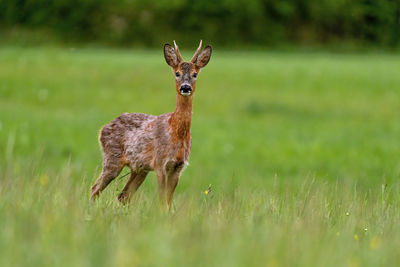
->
[90,40,212,207]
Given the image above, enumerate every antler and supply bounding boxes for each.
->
[190,40,203,63]
[173,40,183,62]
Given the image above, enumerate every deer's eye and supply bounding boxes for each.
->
[193,73,197,78]
[175,72,180,77]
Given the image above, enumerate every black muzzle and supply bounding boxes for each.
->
[180,84,192,96]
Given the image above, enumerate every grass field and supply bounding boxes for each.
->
[0,47,400,266]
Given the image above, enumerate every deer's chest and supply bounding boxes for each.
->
[169,137,191,164]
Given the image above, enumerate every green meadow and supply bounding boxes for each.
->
[0,47,400,266]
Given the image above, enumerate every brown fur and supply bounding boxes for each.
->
[90,41,212,207]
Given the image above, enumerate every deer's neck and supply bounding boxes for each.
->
[170,94,193,141]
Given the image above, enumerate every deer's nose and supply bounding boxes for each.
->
[180,84,192,96]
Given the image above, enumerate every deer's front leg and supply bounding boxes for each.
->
[156,169,167,203]
[156,161,184,207]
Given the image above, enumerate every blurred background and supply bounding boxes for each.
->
[1,0,400,49]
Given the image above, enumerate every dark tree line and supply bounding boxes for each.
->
[1,0,399,47]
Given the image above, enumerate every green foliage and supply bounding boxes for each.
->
[0,0,399,47]
[0,47,400,266]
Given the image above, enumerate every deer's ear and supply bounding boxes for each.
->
[195,45,212,68]
[164,44,179,68]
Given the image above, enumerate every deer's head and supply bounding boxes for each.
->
[164,40,212,97]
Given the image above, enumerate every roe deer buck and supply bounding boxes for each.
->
[90,40,212,206]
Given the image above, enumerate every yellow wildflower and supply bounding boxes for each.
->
[204,184,212,196]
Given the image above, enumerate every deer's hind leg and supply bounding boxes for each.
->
[118,170,148,204]
[91,156,125,200]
